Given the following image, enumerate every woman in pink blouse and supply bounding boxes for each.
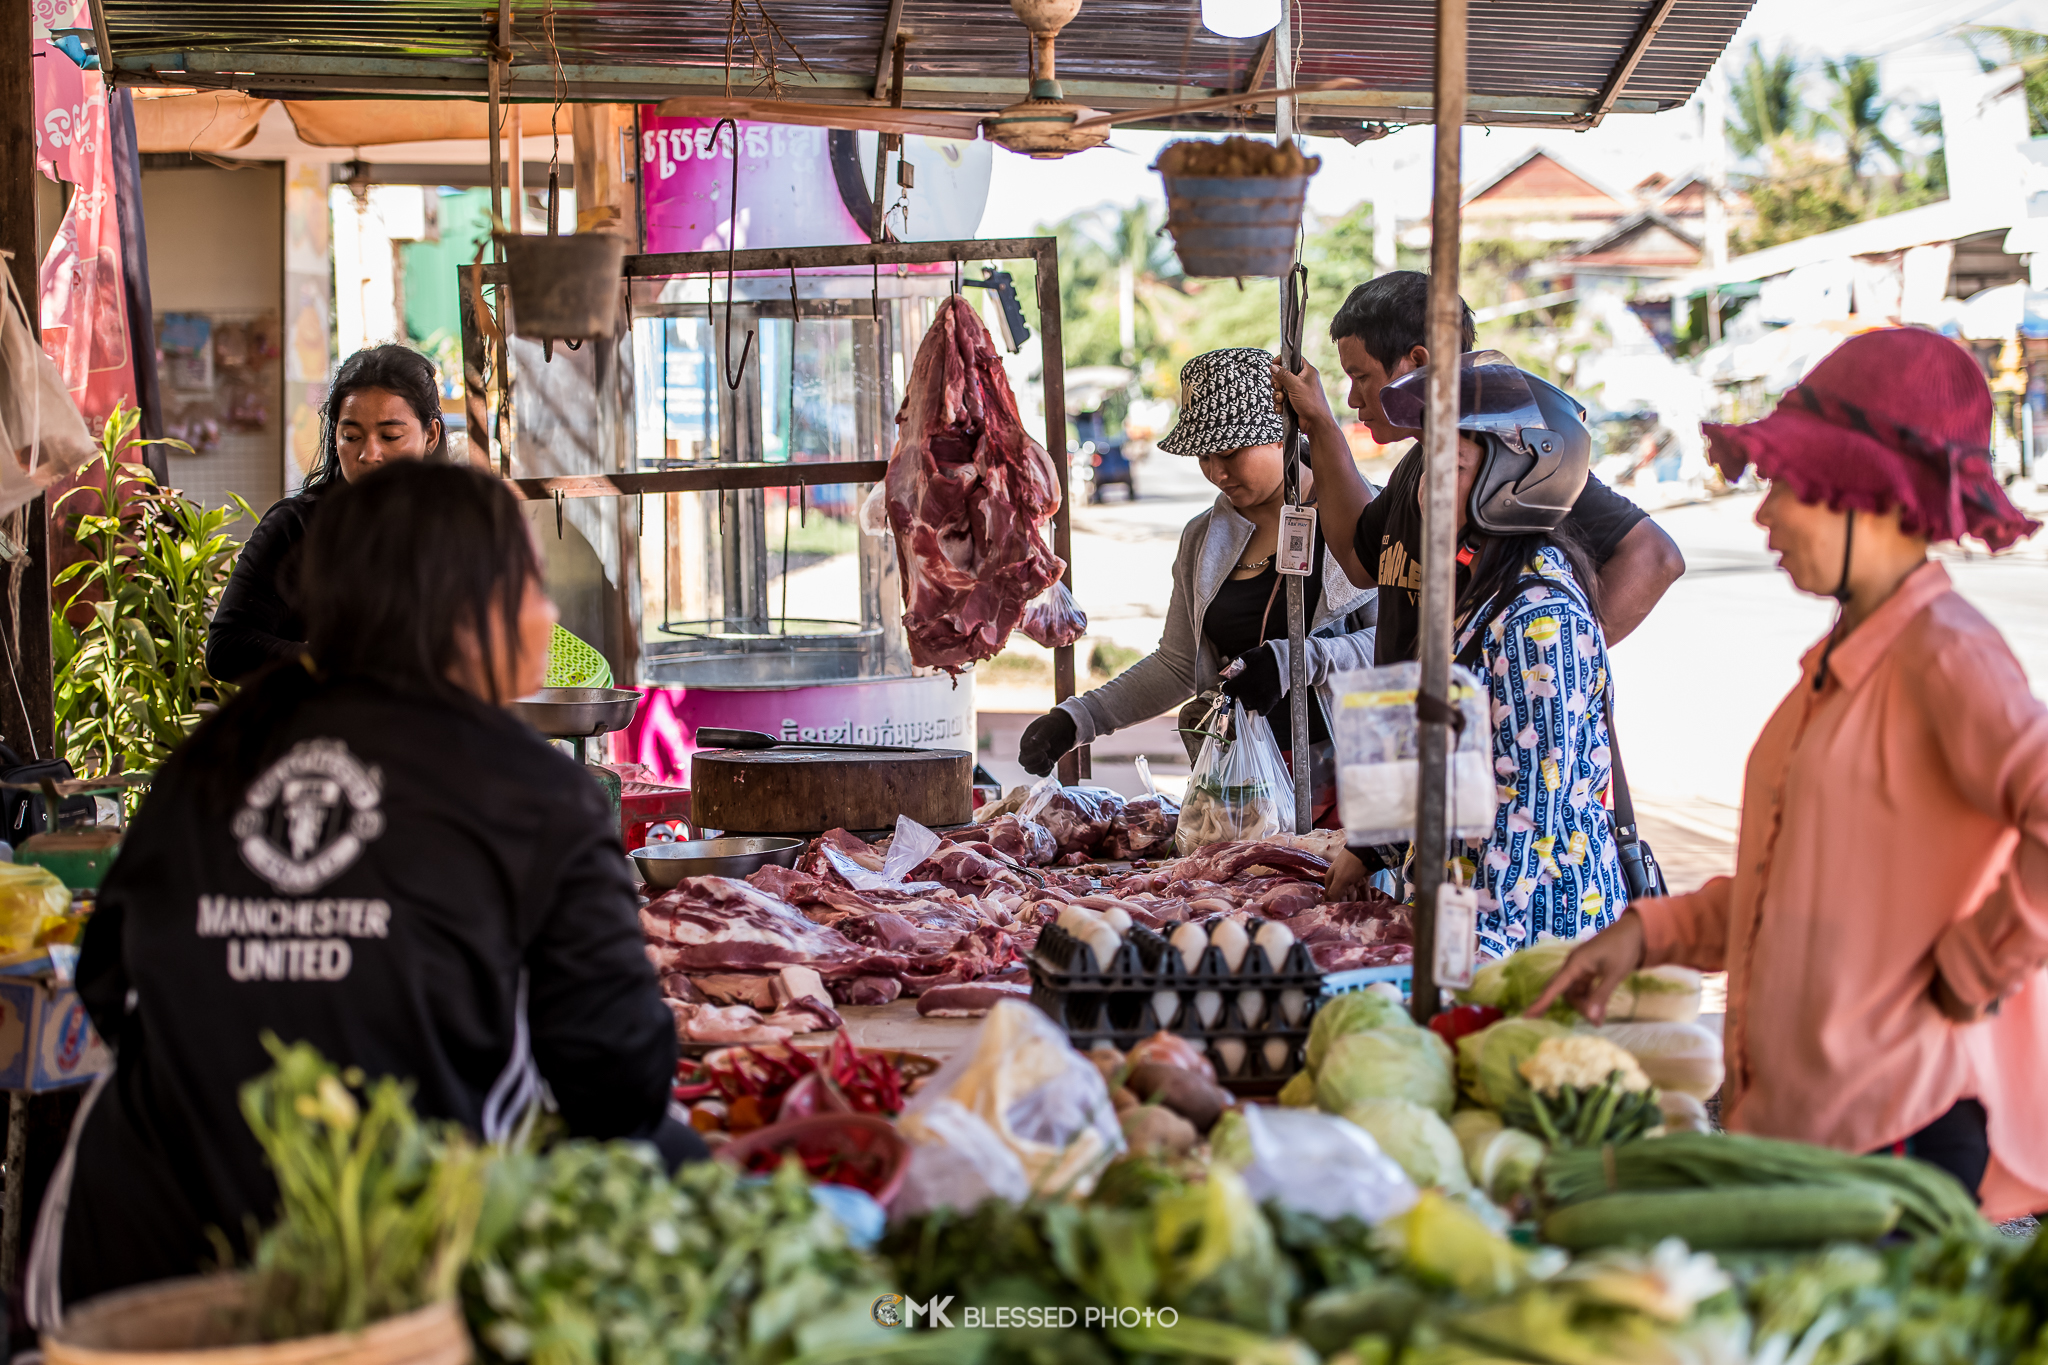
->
[1529,329,2048,1219]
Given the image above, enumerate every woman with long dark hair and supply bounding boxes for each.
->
[39,462,692,1312]
[1326,353,1629,956]
[205,345,447,682]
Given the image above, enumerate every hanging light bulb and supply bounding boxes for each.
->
[1201,0,1278,38]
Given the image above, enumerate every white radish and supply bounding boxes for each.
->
[1262,1038,1291,1073]
[1171,922,1209,973]
[1238,989,1267,1029]
[1152,991,1181,1028]
[1195,989,1223,1029]
[1254,920,1296,968]
[1212,918,1250,973]
[1215,1039,1247,1077]
[1278,987,1308,1027]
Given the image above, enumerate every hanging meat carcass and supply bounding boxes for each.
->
[885,295,1064,672]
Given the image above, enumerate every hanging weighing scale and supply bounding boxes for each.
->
[509,688,642,821]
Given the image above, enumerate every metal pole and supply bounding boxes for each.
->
[1411,0,1467,1025]
[1273,0,1310,834]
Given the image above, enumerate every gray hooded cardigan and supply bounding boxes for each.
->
[1057,493,1378,746]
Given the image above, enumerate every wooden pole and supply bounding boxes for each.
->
[1038,240,1085,784]
[1410,0,1466,1025]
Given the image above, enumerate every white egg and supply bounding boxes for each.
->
[1254,920,1296,967]
[1099,905,1132,935]
[1195,989,1223,1029]
[1215,1039,1247,1077]
[1262,1038,1291,1072]
[1278,988,1308,1027]
[1080,921,1122,971]
[1238,989,1267,1029]
[1170,922,1209,973]
[1152,990,1181,1029]
[1212,918,1250,974]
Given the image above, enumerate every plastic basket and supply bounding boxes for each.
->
[545,623,613,688]
[1160,174,1312,278]
[1028,920,1324,1094]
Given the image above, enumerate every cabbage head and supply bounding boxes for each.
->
[1306,990,1415,1072]
[1471,1127,1546,1204]
[1208,1108,1251,1170]
[1277,1070,1316,1108]
[1455,1017,1574,1124]
[1341,1098,1470,1192]
[1458,940,1575,1017]
[1314,1027,1456,1117]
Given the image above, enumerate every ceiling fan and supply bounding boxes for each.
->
[984,0,1360,157]
[654,0,1361,159]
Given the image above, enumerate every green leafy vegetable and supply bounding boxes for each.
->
[1340,1099,1471,1193]
[1313,1026,1457,1119]
[1306,991,1416,1073]
[239,1034,488,1340]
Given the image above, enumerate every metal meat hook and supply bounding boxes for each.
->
[713,117,754,391]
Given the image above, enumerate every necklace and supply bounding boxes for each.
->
[1233,553,1275,575]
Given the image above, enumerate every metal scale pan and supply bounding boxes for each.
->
[510,687,641,740]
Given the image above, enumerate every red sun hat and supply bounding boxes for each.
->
[1703,328,2041,552]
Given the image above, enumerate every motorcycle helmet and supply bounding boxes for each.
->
[1379,350,1592,534]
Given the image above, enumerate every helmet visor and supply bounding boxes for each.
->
[1379,349,1546,454]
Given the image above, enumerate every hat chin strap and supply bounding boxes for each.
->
[1813,509,1856,692]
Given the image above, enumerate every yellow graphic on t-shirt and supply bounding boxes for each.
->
[1378,538,1424,592]
[1525,615,1560,647]
[1565,830,1587,865]
[1581,888,1605,919]
[1541,757,1562,791]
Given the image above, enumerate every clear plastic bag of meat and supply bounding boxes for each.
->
[1110,754,1179,859]
[1176,699,1295,856]
[1032,784,1126,859]
[1017,580,1088,649]
[986,812,1057,866]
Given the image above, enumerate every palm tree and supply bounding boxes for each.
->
[1818,56,1903,198]
[1727,42,1804,167]
[1076,203,1185,366]
[1965,26,2048,137]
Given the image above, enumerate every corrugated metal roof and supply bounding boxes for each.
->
[100,0,1753,130]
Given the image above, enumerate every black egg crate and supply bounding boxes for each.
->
[1027,921,1325,1095]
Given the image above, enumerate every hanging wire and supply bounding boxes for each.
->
[712,117,754,389]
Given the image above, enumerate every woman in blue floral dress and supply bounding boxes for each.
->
[1455,544,1626,956]
[1326,352,1628,955]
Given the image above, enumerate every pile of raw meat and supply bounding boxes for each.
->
[640,785,1414,1041]
[883,294,1065,673]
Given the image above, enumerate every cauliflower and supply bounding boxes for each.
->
[1517,1035,1650,1097]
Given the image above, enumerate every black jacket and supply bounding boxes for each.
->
[206,483,333,683]
[59,676,677,1302]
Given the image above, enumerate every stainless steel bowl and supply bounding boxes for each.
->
[511,687,642,738]
[631,836,804,889]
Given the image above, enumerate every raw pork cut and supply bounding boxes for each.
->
[884,294,1064,671]
[641,876,910,980]
[916,980,1033,1017]
[985,812,1056,866]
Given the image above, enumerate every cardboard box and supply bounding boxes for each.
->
[0,976,110,1092]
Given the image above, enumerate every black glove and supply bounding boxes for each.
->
[1018,708,1077,777]
[1221,644,1284,716]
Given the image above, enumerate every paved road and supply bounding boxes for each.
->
[982,456,2048,892]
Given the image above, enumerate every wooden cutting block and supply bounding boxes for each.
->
[689,747,974,835]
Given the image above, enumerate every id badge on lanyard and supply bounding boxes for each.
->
[1434,882,1479,989]
[1278,505,1317,576]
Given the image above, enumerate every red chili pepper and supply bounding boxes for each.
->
[1429,1004,1504,1047]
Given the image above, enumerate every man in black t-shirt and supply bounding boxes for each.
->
[1272,272,1685,662]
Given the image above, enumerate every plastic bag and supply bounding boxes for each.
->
[1110,757,1180,859]
[0,864,73,958]
[1037,785,1125,859]
[857,482,891,537]
[1330,661,1494,846]
[1175,700,1294,855]
[893,1000,1124,1211]
[1017,580,1088,648]
[820,815,945,893]
[1234,1104,1418,1225]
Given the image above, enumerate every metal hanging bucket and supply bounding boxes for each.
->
[500,233,627,340]
[1160,174,1311,278]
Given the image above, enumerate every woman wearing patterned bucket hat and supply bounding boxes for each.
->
[1016,348,1377,824]
[1530,328,2048,1217]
